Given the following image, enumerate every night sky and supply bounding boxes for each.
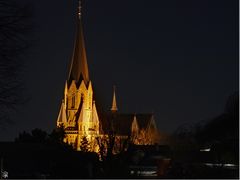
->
[0,0,238,141]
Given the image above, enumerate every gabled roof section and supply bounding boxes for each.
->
[92,101,99,124]
[100,113,155,136]
[136,114,153,130]
[68,15,89,85]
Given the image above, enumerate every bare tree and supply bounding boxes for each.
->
[96,133,131,162]
[0,0,32,125]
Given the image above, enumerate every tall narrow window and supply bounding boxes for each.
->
[72,95,75,108]
[81,94,84,101]
[88,93,91,108]
[80,94,84,106]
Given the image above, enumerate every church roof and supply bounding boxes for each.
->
[100,113,153,136]
[68,15,89,85]
[135,114,153,130]
[112,114,135,136]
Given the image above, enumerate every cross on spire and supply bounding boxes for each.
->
[68,0,89,85]
[78,0,82,19]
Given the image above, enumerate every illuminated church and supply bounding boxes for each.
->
[57,1,159,151]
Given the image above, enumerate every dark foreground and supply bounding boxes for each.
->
[0,142,238,179]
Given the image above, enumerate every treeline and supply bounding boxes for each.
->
[15,127,65,144]
[169,92,239,164]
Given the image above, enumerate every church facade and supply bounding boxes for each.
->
[56,2,99,151]
[56,1,159,152]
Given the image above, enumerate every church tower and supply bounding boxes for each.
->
[57,0,99,151]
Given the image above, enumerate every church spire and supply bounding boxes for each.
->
[68,0,89,85]
[111,86,118,113]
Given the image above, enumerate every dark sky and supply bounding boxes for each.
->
[0,0,238,141]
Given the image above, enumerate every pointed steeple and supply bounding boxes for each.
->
[57,100,67,127]
[111,85,118,113]
[68,0,89,85]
